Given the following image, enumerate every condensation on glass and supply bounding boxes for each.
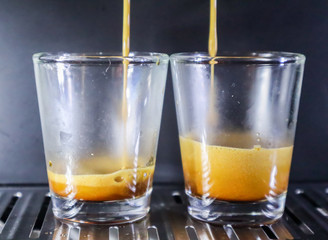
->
[33,52,169,223]
[171,52,305,225]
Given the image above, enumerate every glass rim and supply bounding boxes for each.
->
[33,51,169,64]
[170,51,306,64]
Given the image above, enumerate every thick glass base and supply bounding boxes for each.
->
[51,189,151,224]
[186,191,286,226]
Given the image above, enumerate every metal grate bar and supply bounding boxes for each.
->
[15,193,46,239]
[187,217,229,240]
[223,225,239,240]
[38,202,56,240]
[68,227,80,240]
[289,192,328,231]
[261,226,278,239]
[206,223,230,240]
[185,226,198,240]
[284,190,328,239]
[30,195,51,239]
[314,188,328,217]
[148,194,171,240]
[159,192,190,240]
[117,218,149,240]
[0,192,44,239]
[300,189,328,218]
[79,224,109,240]
[282,207,304,239]
[109,226,119,240]
[164,209,189,240]
[52,222,69,240]
[148,226,160,240]
[270,220,293,239]
[148,192,172,240]
[0,184,327,239]
[0,193,17,234]
[233,227,271,240]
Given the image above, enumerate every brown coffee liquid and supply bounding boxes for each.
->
[209,0,217,58]
[48,157,154,201]
[180,135,292,201]
[207,0,218,126]
[122,0,130,168]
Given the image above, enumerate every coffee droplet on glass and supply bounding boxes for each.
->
[114,176,124,183]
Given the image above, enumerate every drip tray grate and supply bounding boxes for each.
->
[0,183,327,239]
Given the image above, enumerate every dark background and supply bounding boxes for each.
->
[0,0,327,184]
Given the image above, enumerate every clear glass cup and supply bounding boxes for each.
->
[171,52,305,225]
[33,52,169,224]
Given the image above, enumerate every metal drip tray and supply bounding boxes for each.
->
[0,183,327,240]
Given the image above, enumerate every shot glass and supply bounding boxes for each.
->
[33,52,168,223]
[171,52,305,225]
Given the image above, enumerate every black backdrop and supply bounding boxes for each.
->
[0,0,327,184]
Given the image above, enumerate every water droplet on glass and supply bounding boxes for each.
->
[114,176,124,182]
[60,131,72,144]
[254,145,261,151]
[256,133,261,142]
[146,156,154,166]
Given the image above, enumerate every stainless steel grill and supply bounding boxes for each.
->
[0,183,327,240]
